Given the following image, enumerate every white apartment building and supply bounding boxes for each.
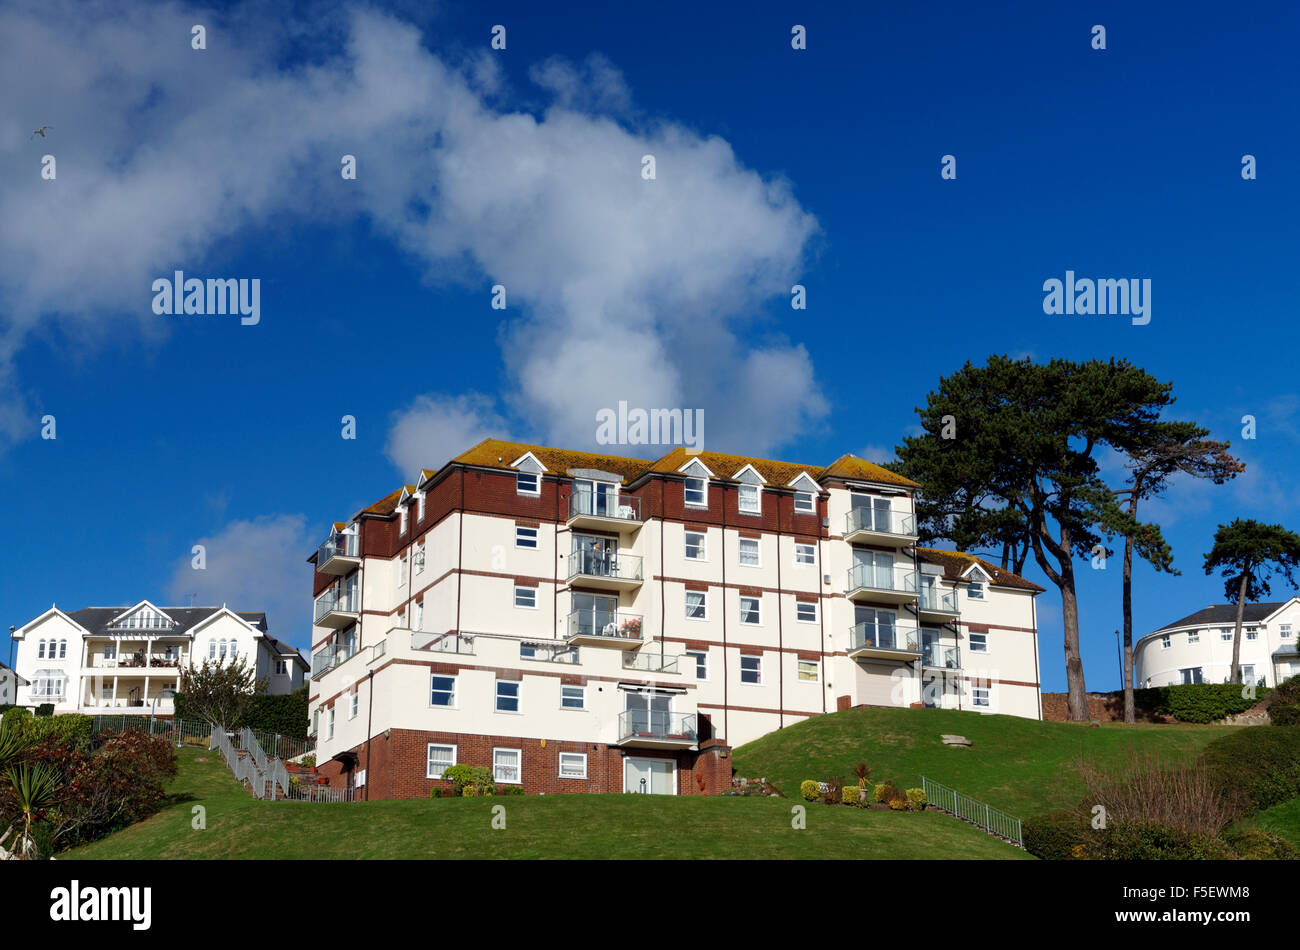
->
[307,439,1044,799]
[11,601,308,714]
[1134,599,1300,689]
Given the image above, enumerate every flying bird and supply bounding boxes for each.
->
[30,125,52,139]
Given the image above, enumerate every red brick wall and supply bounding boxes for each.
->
[316,727,733,800]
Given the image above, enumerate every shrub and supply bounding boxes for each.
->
[800,780,819,802]
[872,783,889,803]
[1023,811,1089,860]
[35,704,54,718]
[840,785,861,806]
[1222,828,1299,860]
[442,764,495,797]
[853,763,872,786]
[1270,704,1300,726]
[1096,821,1235,860]
[823,776,845,805]
[1199,726,1300,812]
[300,753,316,768]
[0,710,93,751]
[887,795,908,810]
[500,785,525,796]
[1133,683,1270,723]
[905,788,927,811]
[874,781,902,804]
[1076,750,1246,835]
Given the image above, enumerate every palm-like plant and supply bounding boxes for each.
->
[7,763,63,859]
[0,716,32,771]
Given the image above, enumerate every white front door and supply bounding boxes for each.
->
[624,757,676,794]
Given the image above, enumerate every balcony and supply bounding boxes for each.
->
[622,652,679,674]
[923,644,960,670]
[310,642,355,679]
[314,588,359,628]
[616,710,698,749]
[565,609,644,650]
[567,491,642,533]
[412,631,475,655]
[847,622,922,661]
[566,550,643,590]
[844,507,917,547]
[917,586,960,621]
[316,533,360,575]
[846,563,919,605]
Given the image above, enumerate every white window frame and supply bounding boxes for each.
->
[517,471,540,496]
[684,477,707,508]
[794,542,815,566]
[514,585,538,609]
[496,679,521,713]
[738,537,761,568]
[399,506,408,536]
[972,687,991,708]
[515,525,539,549]
[275,659,288,676]
[430,673,457,707]
[1220,628,1232,641]
[1188,630,1200,644]
[1246,628,1258,641]
[968,632,988,653]
[739,595,762,626]
[493,748,522,785]
[415,541,425,575]
[684,649,708,681]
[740,655,762,685]
[967,580,985,600]
[349,691,359,720]
[58,640,67,659]
[797,659,819,682]
[427,743,456,779]
[398,552,408,588]
[794,491,815,514]
[684,530,707,560]
[738,483,761,514]
[559,752,587,780]
[796,601,818,623]
[37,640,45,659]
[1161,634,1171,649]
[560,685,585,709]
[327,707,335,739]
[1281,624,1293,639]
[685,590,708,621]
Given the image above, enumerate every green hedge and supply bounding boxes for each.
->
[1,708,94,750]
[172,685,309,739]
[1269,675,1300,726]
[1199,726,1300,812]
[1023,811,1238,860]
[1133,683,1271,723]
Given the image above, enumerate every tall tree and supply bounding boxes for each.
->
[177,657,262,728]
[895,356,1174,721]
[1105,425,1242,722]
[1203,519,1300,685]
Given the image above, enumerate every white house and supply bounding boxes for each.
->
[1134,598,1300,689]
[0,662,28,706]
[11,601,308,714]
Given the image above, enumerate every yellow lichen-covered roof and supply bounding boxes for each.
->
[916,547,1044,592]
[453,438,653,483]
[648,447,826,487]
[821,453,918,488]
[356,487,403,519]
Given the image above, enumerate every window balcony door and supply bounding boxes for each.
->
[571,592,618,637]
[624,756,676,795]
[574,535,618,578]
[625,690,671,737]
[573,479,617,519]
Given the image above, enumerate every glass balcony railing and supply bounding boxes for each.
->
[848,622,921,655]
[617,710,698,743]
[566,609,644,643]
[314,588,358,622]
[316,533,359,565]
[847,563,919,596]
[923,644,960,669]
[918,587,958,614]
[845,507,916,538]
[567,550,643,583]
[622,652,679,674]
[412,631,475,655]
[568,491,641,523]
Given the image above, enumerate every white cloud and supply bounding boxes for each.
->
[0,2,824,458]
[165,513,316,649]
[385,392,509,475]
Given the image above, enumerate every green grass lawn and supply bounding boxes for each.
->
[1230,797,1300,848]
[732,707,1237,817]
[67,748,1030,860]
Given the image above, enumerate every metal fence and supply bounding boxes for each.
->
[89,715,315,761]
[921,775,1023,848]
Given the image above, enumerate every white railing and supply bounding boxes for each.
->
[921,775,1023,848]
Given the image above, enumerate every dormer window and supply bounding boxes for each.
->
[733,464,766,515]
[684,477,707,507]
[794,491,815,514]
[967,580,985,600]
[738,484,760,514]
[517,471,540,495]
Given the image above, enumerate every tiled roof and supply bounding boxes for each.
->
[61,607,268,637]
[453,438,654,483]
[1154,603,1289,633]
[822,454,918,488]
[648,447,824,488]
[916,548,1044,592]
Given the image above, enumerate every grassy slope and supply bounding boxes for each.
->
[68,748,1030,860]
[1231,797,1300,848]
[732,707,1236,817]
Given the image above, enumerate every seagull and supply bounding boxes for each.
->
[30,125,52,139]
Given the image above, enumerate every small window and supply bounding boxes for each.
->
[398,553,408,587]
[685,591,708,620]
[1282,624,1294,639]
[515,586,537,609]
[327,708,335,739]
[209,640,216,660]
[415,541,425,574]
[493,748,522,784]
[738,484,760,514]
[685,650,708,680]
[219,639,228,660]
[738,538,761,567]
[1221,628,1232,641]
[797,659,819,682]
[517,471,540,495]
[967,580,985,600]
[794,491,815,514]
[740,596,761,625]
[58,640,67,659]
[972,687,991,708]
[795,542,815,565]
[561,685,585,710]
[416,492,426,521]
[229,640,237,659]
[414,601,423,631]
[431,674,457,707]
[275,660,287,676]
[684,531,706,560]
[1161,634,1171,649]
[516,525,539,549]
[1180,667,1204,685]
[559,752,587,779]
[399,507,408,535]
[1241,665,1257,683]
[311,709,319,735]
[37,640,46,659]
[684,477,707,507]
[427,743,456,779]
[349,692,359,719]
[496,680,520,712]
[796,601,817,623]
[1187,630,1200,644]
[740,655,762,684]
[969,633,988,653]
[1246,628,1258,641]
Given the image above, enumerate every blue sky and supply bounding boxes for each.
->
[1,0,1297,694]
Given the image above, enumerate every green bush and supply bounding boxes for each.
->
[840,785,861,806]
[1269,675,1300,725]
[1271,704,1300,726]
[1097,822,1235,860]
[799,780,819,802]
[300,753,316,767]
[1023,811,1089,860]
[1200,726,1300,812]
[1133,683,1271,723]
[1,709,93,750]
[1223,828,1299,859]
[442,764,495,796]
[905,788,927,811]
[35,704,54,717]
[429,787,444,798]
[500,785,525,796]
[174,684,309,738]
